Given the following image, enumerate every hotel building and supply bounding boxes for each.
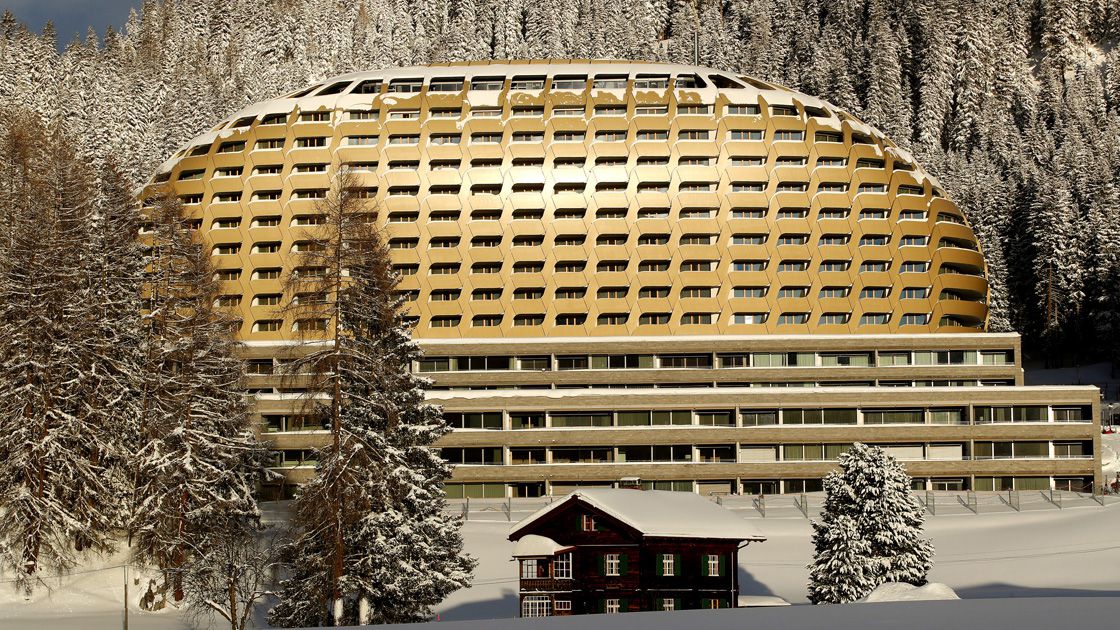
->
[149,60,1101,498]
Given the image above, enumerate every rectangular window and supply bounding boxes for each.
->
[662,553,676,576]
[707,554,721,577]
[605,553,621,576]
[554,553,572,579]
[521,595,551,618]
[520,559,539,579]
[605,598,620,614]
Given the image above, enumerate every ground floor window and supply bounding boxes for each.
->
[605,598,620,614]
[522,595,551,617]
[555,600,572,612]
[703,598,728,609]
[662,598,676,611]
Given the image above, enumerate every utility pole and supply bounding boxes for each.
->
[123,564,128,630]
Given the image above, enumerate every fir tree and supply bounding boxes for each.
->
[808,443,934,604]
[130,188,267,602]
[268,170,474,627]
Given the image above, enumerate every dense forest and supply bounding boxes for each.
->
[0,0,1117,367]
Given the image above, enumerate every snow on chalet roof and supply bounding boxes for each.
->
[512,534,576,558]
[510,489,765,542]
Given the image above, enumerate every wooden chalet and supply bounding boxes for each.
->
[508,488,766,617]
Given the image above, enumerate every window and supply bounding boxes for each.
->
[706,554,721,577]
[639,313,670,325]
[581,514,597,531]
[254,319,281,332]
[554,553,572,579]
[662,553,676,576]
[727,103,761,115]
[662,598,676,611]
[522,596,551,618]
[556,314,587,326]
[605,554,621,576]
[679,129,712,140]
[730,130,763,140]
[605,599,621,614]
[777,313,808,325]
[733,260,767,272]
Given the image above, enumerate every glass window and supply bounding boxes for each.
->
[741,410,778,426]
[554,553,572,578]
[605,553,621,576]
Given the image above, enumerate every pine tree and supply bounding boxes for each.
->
[808,443,934,604]
[268,170,474,627]
[130,188,267,602]
[0,113,122,593]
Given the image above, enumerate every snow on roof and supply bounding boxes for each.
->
[512,534,575,558]
[510,489,766,542]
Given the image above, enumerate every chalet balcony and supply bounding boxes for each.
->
[519,577,575,593]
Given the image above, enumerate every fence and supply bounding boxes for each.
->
[446,489,1116,522]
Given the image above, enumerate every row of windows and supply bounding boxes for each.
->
[375,233,942,248]
[443,440,1090,466]
[185,200,963,228]
[414,349,1013,373]
[251,378,1020,399]
[265,405,1081,434]
[400,285,945,302]
[259,71,810,103]
[418,312,948,328]
[380,259,971,274]
[436,405,1085,430]
[186,181,930,204]
[194,126,919,159]
[441,475,1093,499]
[181,155,910,177]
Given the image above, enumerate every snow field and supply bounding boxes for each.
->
[4,500,1119,627]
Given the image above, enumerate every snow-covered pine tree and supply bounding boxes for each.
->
[130,187,267,602]
[79,156,149,534]
[807,442,934,604]
[0,112,121,593]
[268,169,474,627]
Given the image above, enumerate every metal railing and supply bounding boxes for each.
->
[446,489,1114,521]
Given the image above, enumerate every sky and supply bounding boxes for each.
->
[1,0,141,49]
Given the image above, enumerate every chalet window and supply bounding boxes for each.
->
[703,553,724,577]
[555,600,572,612]
[604,553,621,576]
[661,553,677,576]
[520,559,535,579]
[581,514,597,531]
[662,598,677,611]
[520,559,547,579]
[554,553,572,578]
[522,595,551,618]
[605,598,621,614]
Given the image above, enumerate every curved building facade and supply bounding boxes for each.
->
[151,61,1098,499]
[154,60,987,340]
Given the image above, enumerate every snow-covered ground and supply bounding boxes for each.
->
[434,498,1120,620]
[4,499,1119,628]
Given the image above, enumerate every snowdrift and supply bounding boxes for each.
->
[863,582,960,602]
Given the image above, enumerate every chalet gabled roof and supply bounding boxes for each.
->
[509,489,766,542]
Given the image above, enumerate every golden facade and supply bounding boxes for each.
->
[152,61,1099,497]
[154,60,987,339]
